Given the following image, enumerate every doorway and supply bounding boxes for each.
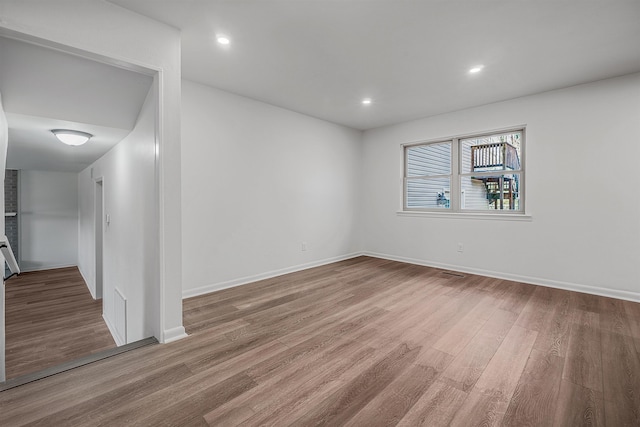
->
[0,30,162,383]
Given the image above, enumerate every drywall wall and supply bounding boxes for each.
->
[78,85,158,345]
[0,92,8,381]
[19,170,78,272]
[361,73,640,300]
[77,169,94,298]
[181,80,362,296]
[0,0,184,342]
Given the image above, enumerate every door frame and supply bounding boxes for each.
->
[0,22,175,382]
[94,177,104,302]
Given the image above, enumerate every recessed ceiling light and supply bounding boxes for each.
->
[216,35,230,45]
[51,129,92,146]
[362,98,372,105]
[469,65,484,74]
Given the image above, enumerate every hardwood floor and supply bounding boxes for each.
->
[1,256,639,426]
[4,267,116,379]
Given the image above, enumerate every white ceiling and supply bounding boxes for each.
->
[0,36,153,172]
[5,113,131,172]
[110,0,640,130]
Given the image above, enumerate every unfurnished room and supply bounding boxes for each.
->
[0,1,639,426]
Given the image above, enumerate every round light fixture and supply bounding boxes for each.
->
[216,34,230,45]
[469,65,484,74]
[51,129,93,146]
[362,98,372,105]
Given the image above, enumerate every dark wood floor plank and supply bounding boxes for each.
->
[418,289,485,337]
[494,279,536,314]
[601,329,640,426]
[372,274,449,312]
[208,333,381,426]
[276,305,387,348]
[515,285,556,332]
[343,348,453,427]
[533,288,574,357]
[553,380,604,427]
[369,290,450,333]
[0,344,181,425]
[622,299,640,339]
[461,325,538,422]
[599,296,635,336]
[134,372,257,426]
[572,291,603,314]
[244,325,372,384]
[367,290,446,350]
[563,310,603,392]
[94,339,289,427]
[622,300,640,360]
[440,308,518,392]
[503,349,564,426]
[290,342,420,426]
[396,380,468,426]
[4,267,116,379]
[448,388,505,427]
[2,256,640,426]
[206,406,255,427]
[431,294,500,356]
[25,363,193,427]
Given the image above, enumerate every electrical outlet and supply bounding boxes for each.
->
[457,243,464,252]
[301,241,308,251]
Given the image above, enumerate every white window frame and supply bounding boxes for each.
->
[400,126,528,219]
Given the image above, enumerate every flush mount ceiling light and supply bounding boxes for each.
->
[216,34,230,45]
[469,65,484,74]
[362,98,372,105]
[51,129,93,146]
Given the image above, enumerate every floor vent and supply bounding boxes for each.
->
[442,271,466,278]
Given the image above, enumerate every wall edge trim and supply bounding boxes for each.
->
[162,326,188,344]
[363,251,640,303]
[182,250,639,304]
[103,314,125,346]
[77,265,95,300]
[20,263,78,273]
[182,252,362,299]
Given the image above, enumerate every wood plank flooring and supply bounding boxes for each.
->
[1,256,639,426]
[4,267,116,379]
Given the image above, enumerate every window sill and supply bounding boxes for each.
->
[396,211,533,221]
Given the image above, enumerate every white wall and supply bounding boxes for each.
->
[0,0,184,342]
[19,170,78,272]
[181,80,362,296]
[0,92,8,381]
[78,86,158,345]
[361,73,640,300]
[78,168,93,298]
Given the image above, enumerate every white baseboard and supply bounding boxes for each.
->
[77,266,96,300]
[163,326,188,344]
[182,252,362,299]
[181,250,639,304]
[363,251,640,303]
[20,263,78,273]
[103,314,125,346]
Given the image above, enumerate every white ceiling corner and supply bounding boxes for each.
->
[0,36,153,172]
[109,0,640,130]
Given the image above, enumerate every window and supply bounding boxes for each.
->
[403,129,524,213]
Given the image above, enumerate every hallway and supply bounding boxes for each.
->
[4,267,115,379]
